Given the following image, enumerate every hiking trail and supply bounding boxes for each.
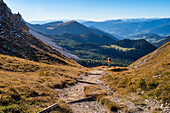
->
[55,68,109,113]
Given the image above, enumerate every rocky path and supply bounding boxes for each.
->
[55,69,108,113]
[41,68,170,113]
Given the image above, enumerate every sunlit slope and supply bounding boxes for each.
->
[101,42,170,104]
[0,54,85,112]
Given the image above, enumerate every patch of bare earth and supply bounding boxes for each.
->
[56,69,108,113]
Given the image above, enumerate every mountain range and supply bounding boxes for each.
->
[131,33,164,43]
[0,0,170,112]
[82,18,170,38]
[27,20,159,67]
[29,19,87,25]
[27,20,118,40]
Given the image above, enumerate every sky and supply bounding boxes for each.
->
[4,0,170,22]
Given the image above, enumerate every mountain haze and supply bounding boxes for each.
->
[83,18,170,38]
[27,20,118,40]
[132,33,164,43]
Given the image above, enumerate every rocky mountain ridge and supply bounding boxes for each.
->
[0,0,77,65]
[0,0,28,31]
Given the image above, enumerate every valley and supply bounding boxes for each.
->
[28,21,158,67]
[29,29,80,59]
[0,0,170,113]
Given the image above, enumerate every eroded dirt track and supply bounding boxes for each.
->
[56,69,108,113]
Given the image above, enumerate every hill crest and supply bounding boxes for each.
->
[130,41,170,68]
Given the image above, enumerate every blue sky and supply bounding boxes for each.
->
[4,0,170,22]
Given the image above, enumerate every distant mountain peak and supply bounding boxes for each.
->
[83,18,170,38]
[28,20,118,40]
[59,20,78,26]
[42,21,63,26]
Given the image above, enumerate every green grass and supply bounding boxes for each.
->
[103,45,135,51]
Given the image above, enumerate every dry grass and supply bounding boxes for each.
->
[89,66,107,70]
[84,85,110,97]
[100,42,170,104]
[128,41,170,68]
[0,54,87,112]
[0,54,40,72]
[105,67,128,72]
[97,96,127,112]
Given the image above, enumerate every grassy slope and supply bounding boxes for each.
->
[0,54,86,112]
[0,1,85,112]
[152,36,170,47]
[0,18,77,66]
[101,42,170,104]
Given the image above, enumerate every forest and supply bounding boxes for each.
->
[52,36,156,67]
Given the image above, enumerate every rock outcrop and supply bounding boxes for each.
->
[0,0,78,65]
[0,0,29,31]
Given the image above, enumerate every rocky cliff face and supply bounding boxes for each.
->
[0,0,29,31]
